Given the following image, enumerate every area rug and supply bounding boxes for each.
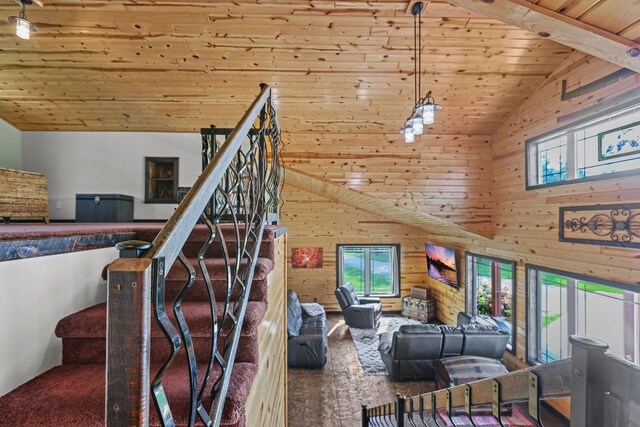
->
[349,316,422,376]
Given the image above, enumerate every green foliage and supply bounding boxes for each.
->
[476,262,513,280]
[342,252,392,294]
[475,279,512,321]
[542,312,562,329]
[540,272,624,294]
[476,281,492,316]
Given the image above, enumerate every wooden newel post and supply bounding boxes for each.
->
[568,335,609,427]
[106,241,153,426]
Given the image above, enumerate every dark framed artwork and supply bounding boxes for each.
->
[145,157,179,204]
[598,121,640,161]
[559,203,640,248]
[291,247,323,268]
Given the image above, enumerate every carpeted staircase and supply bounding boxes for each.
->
[0,224,278,427]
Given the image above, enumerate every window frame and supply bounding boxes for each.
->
[465,252,517,355]
[525,100,640,190]
[525,264,639,365]
[336,244,401,298]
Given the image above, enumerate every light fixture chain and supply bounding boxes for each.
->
[413,10,418,107]
[418,6,422,102]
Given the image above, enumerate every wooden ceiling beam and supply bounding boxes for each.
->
[447,0,640,73]
[284,167,493,241]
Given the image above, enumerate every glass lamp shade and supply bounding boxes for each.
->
[15,17,30,40]
[418,103,435,125]
[410,116,423,135]
[400,124,415,143]
[404,132,415,143]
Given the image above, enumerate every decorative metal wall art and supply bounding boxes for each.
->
[560,203,640,248]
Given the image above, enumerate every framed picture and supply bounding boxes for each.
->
[598,121,640,161]
[291,248,323,268]
[145,157,179,204]
[425,243,458,289]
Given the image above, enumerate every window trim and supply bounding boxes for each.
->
[525,263,638,365]
[525,100,640,190]
[465,252,517,355]
[336,244,401,298]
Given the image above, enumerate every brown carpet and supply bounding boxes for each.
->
[287,315,431,427]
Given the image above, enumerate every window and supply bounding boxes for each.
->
[337,245,400,297]
[526,103,640,189]
[527,265,640,366]
[465,253,515,352]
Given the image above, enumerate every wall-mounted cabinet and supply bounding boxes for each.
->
[145,157,178,204]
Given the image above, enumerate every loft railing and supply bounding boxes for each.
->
[200,96,283,225]
[362,336,640,427]
[105,83,282,426]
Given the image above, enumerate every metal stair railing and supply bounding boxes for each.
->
[104,83,283,427]
[362,335,640,427]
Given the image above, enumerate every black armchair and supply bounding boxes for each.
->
[334,282,382,329]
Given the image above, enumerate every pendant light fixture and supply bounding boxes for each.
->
[400,1,441,143]
[8,1,37,40]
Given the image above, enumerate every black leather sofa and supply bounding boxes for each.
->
[334,283,382,329]
[287,289,328,368]
[378,323,509,381]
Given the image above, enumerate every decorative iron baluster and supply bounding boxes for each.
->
[150,255,179,426]
[105,84,283,427]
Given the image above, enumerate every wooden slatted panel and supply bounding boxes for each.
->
[0,167,49,222]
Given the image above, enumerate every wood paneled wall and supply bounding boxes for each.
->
[245,235,287,426]
[490,52,640,363]
[283,185,471,320]
[283,52,640,368]
[283,133,494,237]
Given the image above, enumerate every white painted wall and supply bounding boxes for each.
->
[21,131,201,220]
[0,117,21,170]
[0,248,118,396]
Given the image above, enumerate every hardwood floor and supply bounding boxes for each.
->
[287,314,569,427]
[287,315,432,427]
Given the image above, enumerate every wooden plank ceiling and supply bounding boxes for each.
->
[0,0,572,134]
[448,0,640,73]
[0,0,579,237]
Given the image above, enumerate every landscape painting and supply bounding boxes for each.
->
[425,244,458,288]
[291,247,323,269]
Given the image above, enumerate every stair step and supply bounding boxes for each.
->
[135,224,276,260]
[0,362,256,426]
[56,301,266,364]
[164,257,273,303]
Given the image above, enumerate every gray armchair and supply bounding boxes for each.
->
[334,283,382,329]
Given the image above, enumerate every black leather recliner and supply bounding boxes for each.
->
[287,290,328,368]
[334,283,382,329]
[378,323,509,380]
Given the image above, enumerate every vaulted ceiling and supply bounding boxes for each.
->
[0,0,572,134]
